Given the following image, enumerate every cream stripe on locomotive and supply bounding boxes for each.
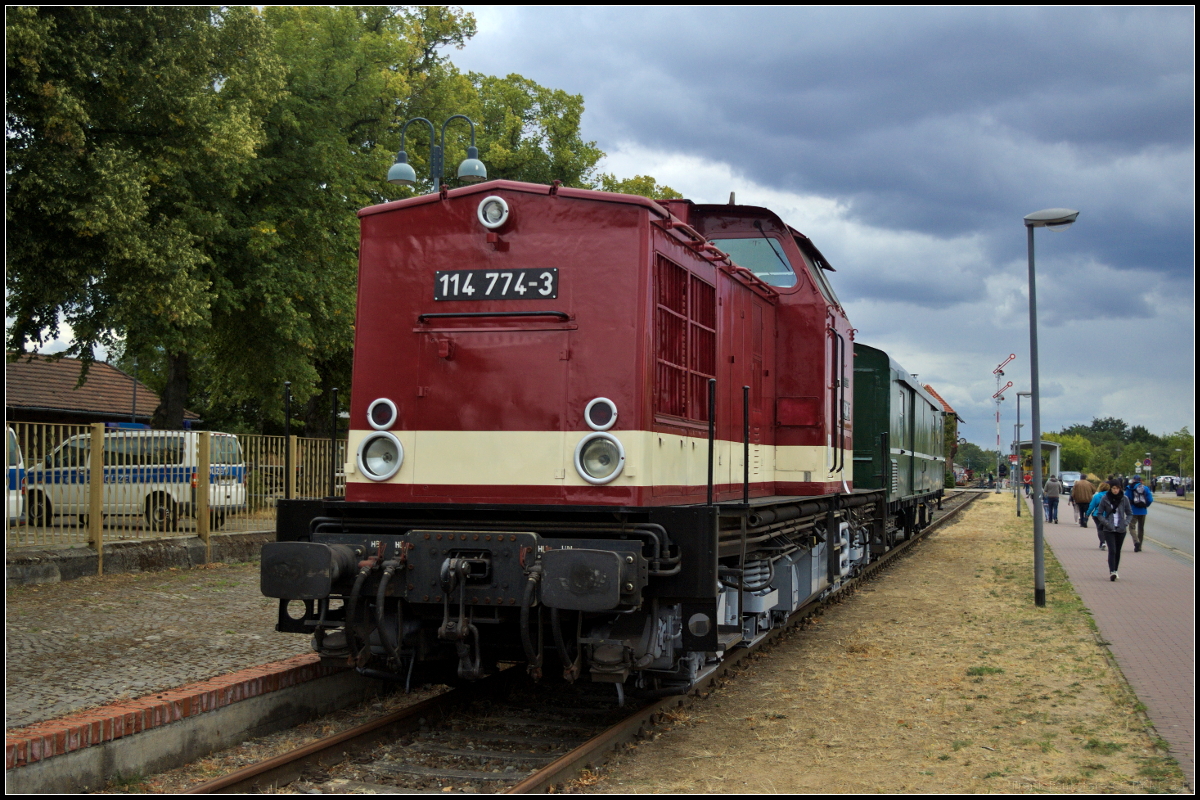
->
[345,428,851,488]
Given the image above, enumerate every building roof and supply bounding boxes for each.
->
[923,383,965,423]
[5,354,199,421]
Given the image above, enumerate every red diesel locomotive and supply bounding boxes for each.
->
[263,180,936,694]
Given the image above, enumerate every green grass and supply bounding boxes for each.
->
[966,666,1005,676]
[1083,738,1125,755]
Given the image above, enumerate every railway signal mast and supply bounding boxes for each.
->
[993,354,1015,494]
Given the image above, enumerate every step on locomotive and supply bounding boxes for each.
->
[261,180,947,695]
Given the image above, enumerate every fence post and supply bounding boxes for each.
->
[330,387,338,499]
[288,435,299,499]
[89,423,105,575]
[197,431,210,562]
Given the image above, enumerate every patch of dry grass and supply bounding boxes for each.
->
[587,494,1189,794]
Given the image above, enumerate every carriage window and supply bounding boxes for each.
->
[709,237,797,288]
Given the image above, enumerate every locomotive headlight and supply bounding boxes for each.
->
[477,196,510,229]
[574,432,625,485]
[367,398,397,430]
[357,432,404,481]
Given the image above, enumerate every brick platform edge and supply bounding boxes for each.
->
[5,653,341,771]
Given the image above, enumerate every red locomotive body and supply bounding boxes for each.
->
[346,180,853,504]
[263,180,894,693]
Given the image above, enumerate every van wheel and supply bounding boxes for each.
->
[27,492,51,527]
[209,510,227,530]
[146,495,177,532]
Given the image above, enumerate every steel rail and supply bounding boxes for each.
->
[184,668,524,794]
[187,491,980,794]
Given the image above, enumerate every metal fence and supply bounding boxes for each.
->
[5,421,345,551]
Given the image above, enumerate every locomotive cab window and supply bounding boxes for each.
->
[709,237,797,288]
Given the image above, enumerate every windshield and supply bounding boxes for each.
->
[212,435,244,465]
[709,237,797,288]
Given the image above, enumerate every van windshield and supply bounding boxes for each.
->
[8,429,18,467]
[212,436,244,465]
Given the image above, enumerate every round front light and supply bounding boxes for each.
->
[367,398,397,430]
[477,196,510,229]
[357,432,403,481]
[574,432,625,485]
[584,397,618,431]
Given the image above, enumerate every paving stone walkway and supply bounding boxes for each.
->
[1037,500,1195,790]
[5,562,310,729]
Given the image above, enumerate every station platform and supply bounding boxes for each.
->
[1032,496,1195,788]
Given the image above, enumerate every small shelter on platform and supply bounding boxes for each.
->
[1016,439,1062,480]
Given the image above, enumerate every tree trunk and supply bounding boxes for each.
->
[151,351,190,429]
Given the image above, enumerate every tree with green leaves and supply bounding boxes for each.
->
[6,6,283,426]
[599,174,683,200]
[8,6,675,434]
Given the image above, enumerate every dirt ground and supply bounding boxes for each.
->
[584,494,1188,794]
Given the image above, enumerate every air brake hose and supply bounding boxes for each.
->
[375,561,404,668]
[551,606,582,682]
[520,563,544,680]
[346,559,378,665]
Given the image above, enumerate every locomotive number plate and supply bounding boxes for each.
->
[434,269,558,301]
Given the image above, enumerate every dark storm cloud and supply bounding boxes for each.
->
[459,7,1194,276]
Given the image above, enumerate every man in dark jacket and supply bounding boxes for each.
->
[1125,475,1154,552]
[1043,475,1063,523]
[1071,476,1096,527]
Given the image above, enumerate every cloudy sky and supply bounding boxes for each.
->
[455,6,1195,448]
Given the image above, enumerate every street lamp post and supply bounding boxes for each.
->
[387,115,487,191]
[1024,207,1079,608]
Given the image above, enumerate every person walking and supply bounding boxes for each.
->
[1088,482,1111,549]
[1124,475,1154,553]
[1096,482,1133,581]
[1071,475,1095,528]
[1043,474,1063,523]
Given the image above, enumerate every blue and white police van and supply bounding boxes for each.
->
[23,426,246,530]
[7,427,24,525]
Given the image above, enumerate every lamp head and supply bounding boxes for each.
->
[387,151,417,186]
[457,146,487,184]
[1024,208,1079,230]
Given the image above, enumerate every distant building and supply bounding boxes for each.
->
[4,354,199,426]
[924,383,965,478]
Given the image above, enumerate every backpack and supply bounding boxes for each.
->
[1131,484,1149,508]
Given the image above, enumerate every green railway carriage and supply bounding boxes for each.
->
[852,343,946,535]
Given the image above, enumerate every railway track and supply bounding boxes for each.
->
[186,490,981,794]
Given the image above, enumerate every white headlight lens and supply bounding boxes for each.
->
[477,196,510,229]
[357,432,403,481]
[574,433,625,484]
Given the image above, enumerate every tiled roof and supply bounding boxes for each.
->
[923,383,964,422]
[5,354,198,420]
